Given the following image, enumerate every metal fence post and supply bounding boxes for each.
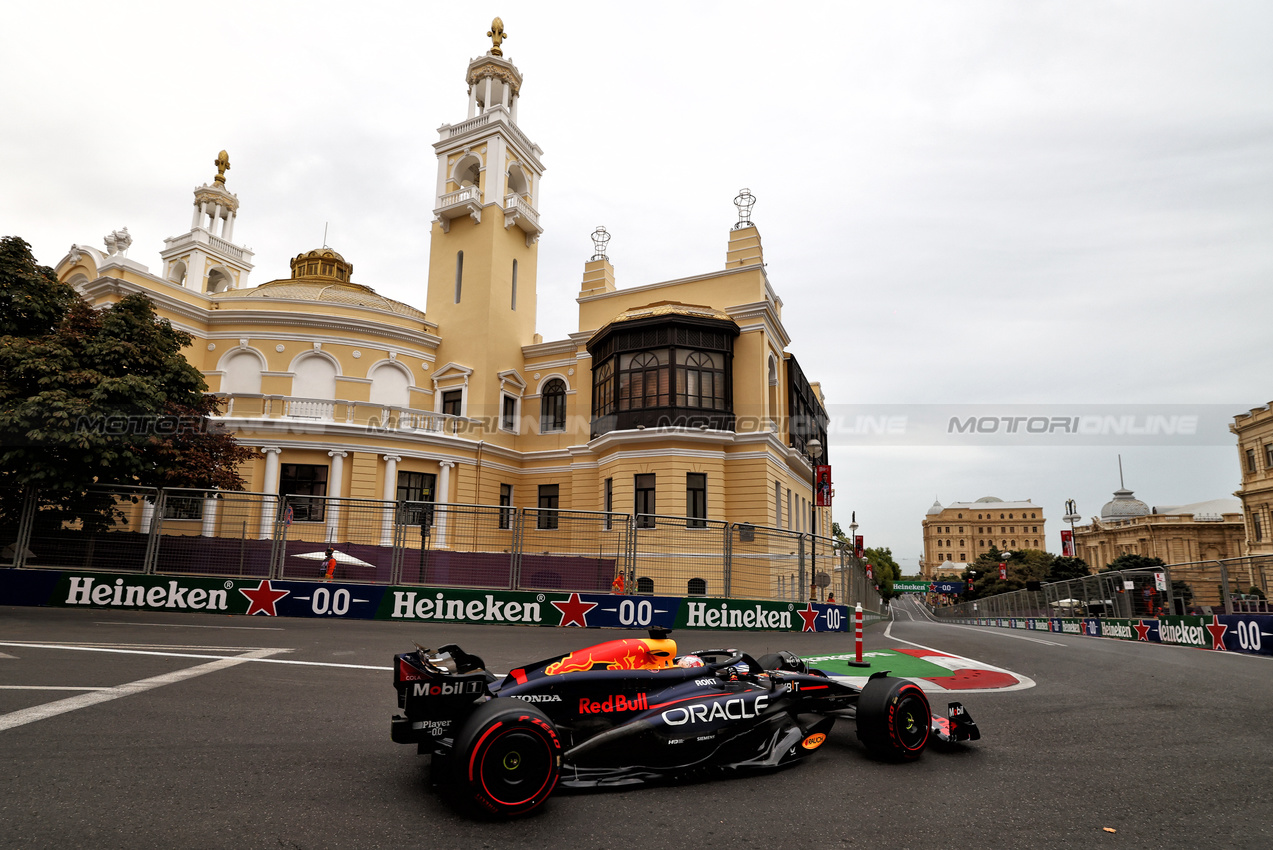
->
[12,487,37,569]
[722,523,732,598]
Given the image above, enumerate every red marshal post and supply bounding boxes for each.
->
[845,602,870,668]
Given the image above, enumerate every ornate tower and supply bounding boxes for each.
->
[426,19,545,404]
[159,151,255,293]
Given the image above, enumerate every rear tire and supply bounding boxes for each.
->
[855,677,930,761]
[451,699,562,817]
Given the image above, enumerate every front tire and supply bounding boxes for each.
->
[451,699,562,817]
[855,677,931,761]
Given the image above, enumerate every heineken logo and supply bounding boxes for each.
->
[64,576,229,611]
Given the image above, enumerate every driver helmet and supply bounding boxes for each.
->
[676,655,705,668]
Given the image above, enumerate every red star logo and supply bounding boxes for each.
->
[239,580,289,616]
[1205,615,1228,651]
[552,592,598,627]
[1133,620,1152,641]
[797,602,820,633]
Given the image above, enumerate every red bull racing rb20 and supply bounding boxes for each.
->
[390,629,980,817]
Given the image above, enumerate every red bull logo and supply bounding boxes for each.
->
[544,638,676,675]
[578,693,649,714]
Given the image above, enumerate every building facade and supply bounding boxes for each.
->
[919,497,1047,579]
[52,27,832,599]
[1070,481,1247,607]
[1231,403,1273,558]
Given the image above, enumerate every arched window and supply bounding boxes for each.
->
[221,350,263,394]
[168,260,187,286]
[592,360,614,416]
[206,267,232,293]
[636,576,654,595]
[369,363,411,407]
[540,379,566,432]
[687,577,707,596]
[618,351,669,410]
[676,350,726,409]
[293,355,337,400]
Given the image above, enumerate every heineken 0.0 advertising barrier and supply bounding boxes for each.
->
[947,612,1272,657]
[0,569,856,633]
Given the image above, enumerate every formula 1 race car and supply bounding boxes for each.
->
[390,629,979,817]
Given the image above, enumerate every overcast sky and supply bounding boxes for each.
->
[4,2,1271,571]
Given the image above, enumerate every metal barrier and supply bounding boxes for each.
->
[631,515,730,599]
[3,485,887,612]
[932,556,1273,620]
[151,489,280,579]
[516,508,630,594]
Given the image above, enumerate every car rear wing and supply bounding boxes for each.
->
[392,644,494,746]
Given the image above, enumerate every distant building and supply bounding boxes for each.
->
[1071,480,1245,608]
[1230,403,1273,559]
[919,496,1046,579]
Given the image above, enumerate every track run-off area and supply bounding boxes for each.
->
[2,599,1270,849]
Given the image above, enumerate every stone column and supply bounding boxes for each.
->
[326,451,347,543]
[259,446,282,538]
[436,460,455,546]
[201,492,219,537]
[381,454,401,545]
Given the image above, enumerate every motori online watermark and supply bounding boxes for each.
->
[33,404,1242,447]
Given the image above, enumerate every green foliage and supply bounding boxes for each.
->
[1047,556,1091,582]
[0,237,250,530]
[863,546,902,600]
[0,237,78,338]
[1101,553,1166,573]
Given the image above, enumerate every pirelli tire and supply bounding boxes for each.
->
[855,677,931,761]
[451,698,563,818]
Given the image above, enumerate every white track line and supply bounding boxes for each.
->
[94,621,286,631]
[0,641,391,671]
[0,647,286,732]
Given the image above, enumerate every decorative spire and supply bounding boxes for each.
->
[214,150,231,187]
[487,17,507,56]
[590,226,611,261]
[733,188,756,230]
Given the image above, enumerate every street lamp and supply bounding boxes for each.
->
[807,437,822,601]
[1063,499,1081,559]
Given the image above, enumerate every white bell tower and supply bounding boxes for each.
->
[159,150,255,293]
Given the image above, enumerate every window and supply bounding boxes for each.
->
[540,379,566,432]
[1032,526,1038,533]
[1265,444,1273,468]
[959,553,965,561]
[636,576,654,595]
[687,577,707,596]
[618,351,670,411]
[511,259,518,310]
[499,483,513,530]
[775,480,783,528]
[687,473,707,528]
[280,463,328,522]
[1247,448,1258,473]
[1254,512,1264,542]
[454,251,464,303]
[397,471,436,527]
[603,477,613,530]
[675,351,726,410]
[163,494,204,521]
[635,474,655,528]
[501,394,517,431]
[592,360,614,417]
[441,389,462,417]
[537,484,559,530]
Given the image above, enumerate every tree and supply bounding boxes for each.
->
[864,546,902,600]
[1101,553,1165,573]
[0,236,251,531]
[1047,556,1091,582]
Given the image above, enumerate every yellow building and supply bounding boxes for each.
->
[1231,403,1273,558]
[52,25,832,599]
[919,497,1047,579]
[1070,479,1248,607]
